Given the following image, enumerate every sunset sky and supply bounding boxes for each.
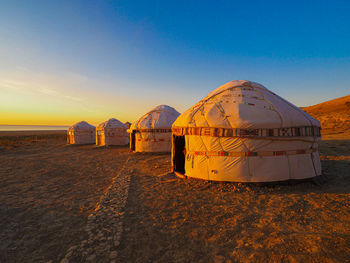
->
[1,0,349,126]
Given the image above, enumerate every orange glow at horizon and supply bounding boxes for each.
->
[0,72,145,126]
[0,69,184,126]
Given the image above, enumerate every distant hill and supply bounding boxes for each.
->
[301,95,350,139]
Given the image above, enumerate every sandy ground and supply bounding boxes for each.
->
[0,132,349,262]
[0,133,129,262]
[118,150,350,263]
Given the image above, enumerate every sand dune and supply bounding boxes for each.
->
[301,95,350,139]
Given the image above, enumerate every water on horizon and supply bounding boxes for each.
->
[0,125,69,131]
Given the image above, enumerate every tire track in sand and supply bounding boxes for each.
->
[61,155,136,263]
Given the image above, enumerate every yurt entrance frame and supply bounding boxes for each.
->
[172,135,186,175]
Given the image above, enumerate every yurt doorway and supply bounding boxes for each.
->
[69,133,74,144]
[173,135,185,175]
[130,131,136,151]
[96,131,101,145]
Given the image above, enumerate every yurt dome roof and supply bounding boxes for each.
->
[130,105,180,130]
[97,118,128,129]
[173,80,320,130]
[69,121,95,131]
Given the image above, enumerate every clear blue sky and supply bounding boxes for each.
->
[0,0,349,125]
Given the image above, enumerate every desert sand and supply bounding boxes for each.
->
[0,131,349,262]
[302,95,350,140]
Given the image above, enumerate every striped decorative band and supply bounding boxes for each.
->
[134,129,172,133]
[172,126,321,138]
[67,130,94,134]
[97,128,127,131]
[187,148,317,157]
[137,138,170,142]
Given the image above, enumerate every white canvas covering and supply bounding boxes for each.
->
[172,80,321,182]
[96,118,129,146]
[67,121,96,145]
[129,105,180,152]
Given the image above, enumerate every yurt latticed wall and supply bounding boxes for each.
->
[96,118,129,146]
[128,105,180,152]
[67,121,96,145]
[172,80,321,182]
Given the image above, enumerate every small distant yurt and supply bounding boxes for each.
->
[124,122,131,128]
[67,121,96,145]
[129,105,180,152]
[96,118,129,146]
[172,80,321,182]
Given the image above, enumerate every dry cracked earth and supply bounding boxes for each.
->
[0,136,349,263]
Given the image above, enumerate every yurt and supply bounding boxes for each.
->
[96,118,129,146]
[128,105,180,152]
[67,121,96,145]
[172,80,321,182]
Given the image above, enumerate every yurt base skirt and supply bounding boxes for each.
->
[96,135,129,146]
[134,140,172,153]
[177,151,321,182]
[70,134,96,145]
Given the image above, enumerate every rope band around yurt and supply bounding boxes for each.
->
[68,130,94,134]
[133,129,172,133]
[137,138,171,142]
[96,127,127,131]
[172,126,321,138]
[186,148,318,158]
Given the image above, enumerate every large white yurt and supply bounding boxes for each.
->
[129,105,180,152]
[67,121,96,145]
[96,118,129,146]
[172,80,321,182]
